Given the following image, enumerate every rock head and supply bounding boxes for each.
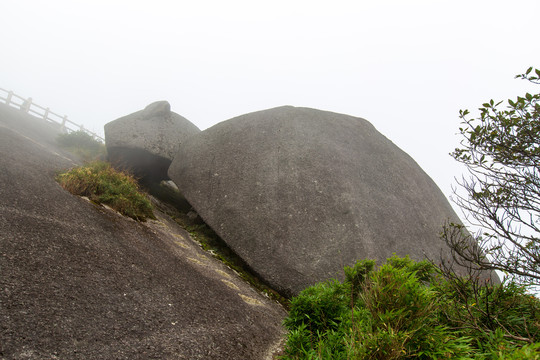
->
[105,101,200,182]
[169,106,462,297]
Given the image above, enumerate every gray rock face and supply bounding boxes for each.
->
[0,102,286,359]
[169,106,462,297]
[105,101,200,181]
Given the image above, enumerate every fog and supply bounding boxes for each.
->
[2,0,539,208]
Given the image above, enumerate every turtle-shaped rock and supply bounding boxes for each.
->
[169,106,461,296]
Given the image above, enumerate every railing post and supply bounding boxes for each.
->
[61,115,68,133]
[43,108,50,122]
[22,97,32,113]
[6,91,13,106]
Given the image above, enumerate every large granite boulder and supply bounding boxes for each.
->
[105,101,200,182]
[169,106,462,297]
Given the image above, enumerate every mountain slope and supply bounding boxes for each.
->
[0,103,285,359]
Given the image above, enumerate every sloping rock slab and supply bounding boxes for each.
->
[105,101,200,182]
[0,103,285,359]
[169,106,462,297]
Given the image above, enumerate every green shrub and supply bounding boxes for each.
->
[344,259,375,292]
[284,280,350,336]
[356,261,471,359]
[56,130,106,162]
[435,278,540,356]
[281,256,540,359]
[489,341,540,360]
[56,161,154,221]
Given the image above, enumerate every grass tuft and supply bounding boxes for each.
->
[57,161,155,221]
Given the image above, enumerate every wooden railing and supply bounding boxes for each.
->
[0,88,104,142]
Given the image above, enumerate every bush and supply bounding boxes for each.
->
[56,130,106,162]
[56,161,154,221]
[435,278,540,350]
[281,256,540,359]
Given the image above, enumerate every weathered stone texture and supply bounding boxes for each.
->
[105,101,200,181]
[169,106,461,297]
[0,102,285,359]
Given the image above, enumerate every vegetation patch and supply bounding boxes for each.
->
[56,130,106,162]
[281,256,540,359]
[181,221,288,306]
[57,161,155,221]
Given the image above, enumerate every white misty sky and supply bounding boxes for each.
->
[1,0,539,211]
